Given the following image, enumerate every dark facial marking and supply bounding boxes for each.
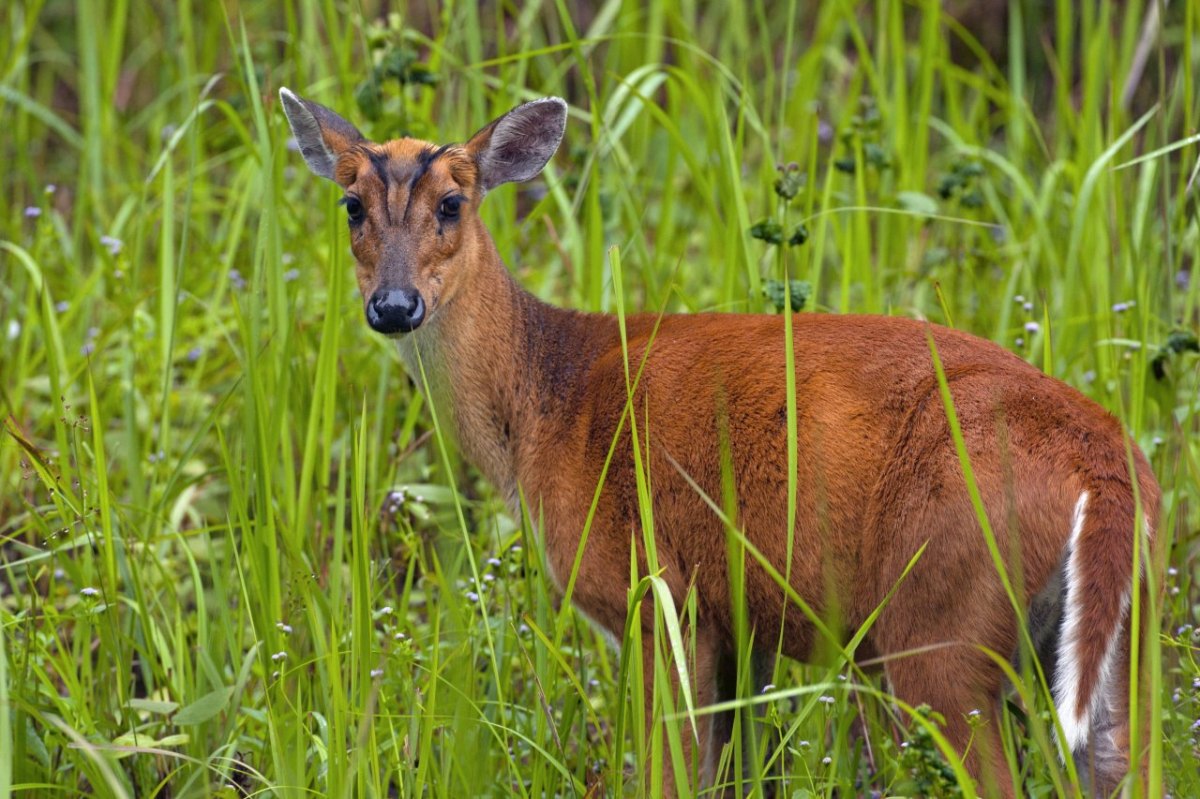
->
[404,144,454,222]
[366,149,393,224]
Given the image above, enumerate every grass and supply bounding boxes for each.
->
[1,0,1198,796]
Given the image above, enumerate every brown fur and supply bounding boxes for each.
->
[284,93,1161,798]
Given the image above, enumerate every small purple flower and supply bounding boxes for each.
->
[282,268,300,282]
[229,268,246,291]
[817,120,833,144]
[45,184,56,194]
[100,235,123,256]
[80,587,100,597]
[379,605,394,616]
[25,206,42,218]
[80,342,94,356]
[1024,321,1040,334]
[1022,301,1033,312]
[55,300,69,313]
[487,557,502,568]
[370,668,384,678]
[1015,337,1024,347]
[276,622,293,634]
[187,346,203,362]
[465,591,479,603]
[286,136,301,152]
[1112,301,1135,313]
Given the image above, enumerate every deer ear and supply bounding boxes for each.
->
[465,97,567,194]
[279,87,364,182]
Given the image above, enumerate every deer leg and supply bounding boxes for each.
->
[882,644,1013,799]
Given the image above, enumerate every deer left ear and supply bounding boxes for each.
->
[466,97,567,194]
[279,87,364,182]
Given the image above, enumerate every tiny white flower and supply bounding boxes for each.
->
[370,668,384,678]
[1023,301,1033,312]
[6,320,20,340]
[1024,321,1040,334]
[487,557,502,567]
[1013,295,1025,304]
[99,235,123,256]
[276,622,293,634]
[379,605,394,616]
[968,709,981,718]
[761,683,776,694]
[394,631,408,641]
[822,756,832,765]
[271,651,287,662]
[80,587,100,597]
[465,591,479,603]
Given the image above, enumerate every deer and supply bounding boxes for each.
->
[279,88,1160,797]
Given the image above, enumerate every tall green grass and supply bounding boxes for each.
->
[1,1,1198,796]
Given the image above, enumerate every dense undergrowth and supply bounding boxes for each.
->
[1,1,1198,797]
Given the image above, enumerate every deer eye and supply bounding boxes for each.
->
[438,196,462,220]
[342,196,364,224]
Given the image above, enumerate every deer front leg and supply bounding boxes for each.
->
[636,623,732,798]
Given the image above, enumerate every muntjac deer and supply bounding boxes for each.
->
[280,88,1159,797]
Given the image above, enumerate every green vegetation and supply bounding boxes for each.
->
[2,1,1198,796]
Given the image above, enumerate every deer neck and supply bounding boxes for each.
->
[396,243,612,510]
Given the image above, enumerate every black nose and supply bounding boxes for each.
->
[366,288,425,334]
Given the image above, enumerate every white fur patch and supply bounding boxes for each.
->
[1053,490,1091,754]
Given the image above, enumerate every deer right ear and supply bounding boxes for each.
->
[465,97,568,194]
[279,87,364,182]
